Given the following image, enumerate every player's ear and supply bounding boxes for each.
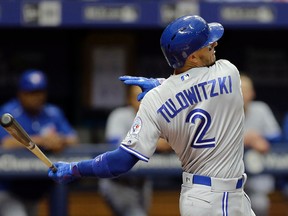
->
[187,53,198,64]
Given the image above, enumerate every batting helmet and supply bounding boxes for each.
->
[160,15,224,69]
[19,69,47,91]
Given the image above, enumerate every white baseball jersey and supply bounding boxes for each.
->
[121,59,245,179]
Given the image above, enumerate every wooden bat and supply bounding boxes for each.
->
[0,113,57,172]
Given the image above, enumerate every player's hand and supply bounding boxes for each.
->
[32,133,65,153]
[119,76,165,101]
[48,162,81,184]
[244,131,270,154]
[42,133,66,153]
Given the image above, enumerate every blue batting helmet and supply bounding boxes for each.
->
[19,69,47,91]
[160,15,224,69]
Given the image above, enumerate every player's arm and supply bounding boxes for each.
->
[119,76,165,101]
[48,147,139,184]
[243,130,270,154]
[1,135,26,149]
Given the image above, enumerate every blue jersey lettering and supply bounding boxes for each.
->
[157,75,233,123]
[208,79,219,97]
[183,87,198,105]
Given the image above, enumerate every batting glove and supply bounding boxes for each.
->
[119,76,165,101]
[48,162,81,184]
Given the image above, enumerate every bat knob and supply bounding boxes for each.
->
[51,166,58,173]
[0,113,14,127]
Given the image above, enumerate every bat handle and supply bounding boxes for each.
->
[51,165,58,173]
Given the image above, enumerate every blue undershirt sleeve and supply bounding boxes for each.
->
[77,147,139,178]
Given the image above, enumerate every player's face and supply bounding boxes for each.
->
[240,76,255,105]
[195,42,218,67]
[18,90,47,114]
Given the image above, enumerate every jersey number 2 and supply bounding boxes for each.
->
[185,109,216,148]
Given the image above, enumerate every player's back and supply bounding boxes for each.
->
[146,59,245,178]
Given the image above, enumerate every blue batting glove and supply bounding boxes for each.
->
[119,76,164,101]
[48,162,81,184]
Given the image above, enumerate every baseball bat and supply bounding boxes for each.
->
[0,113,57,172]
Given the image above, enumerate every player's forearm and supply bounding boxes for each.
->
[64,135,79,146]
[244,131,270,153]
[155,138,172,153]
[77,147,139,178]
[1,136,24,149]
[32,134,78,151]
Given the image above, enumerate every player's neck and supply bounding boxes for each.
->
[174,58,205,75]
[174,65,197,75]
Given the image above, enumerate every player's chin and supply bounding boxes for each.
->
[207,58,216,67]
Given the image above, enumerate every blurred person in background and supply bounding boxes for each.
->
[281,113,288,143]
[280,98,288,198]
[98,85,172,216]
[241,73,282,216]
[0,69,79,216]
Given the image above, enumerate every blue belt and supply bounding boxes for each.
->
[192,175,243,189]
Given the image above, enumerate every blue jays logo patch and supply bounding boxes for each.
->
[130,116,142,135]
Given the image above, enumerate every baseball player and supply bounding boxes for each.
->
[0,69,79,216]
[48,15,255,216]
